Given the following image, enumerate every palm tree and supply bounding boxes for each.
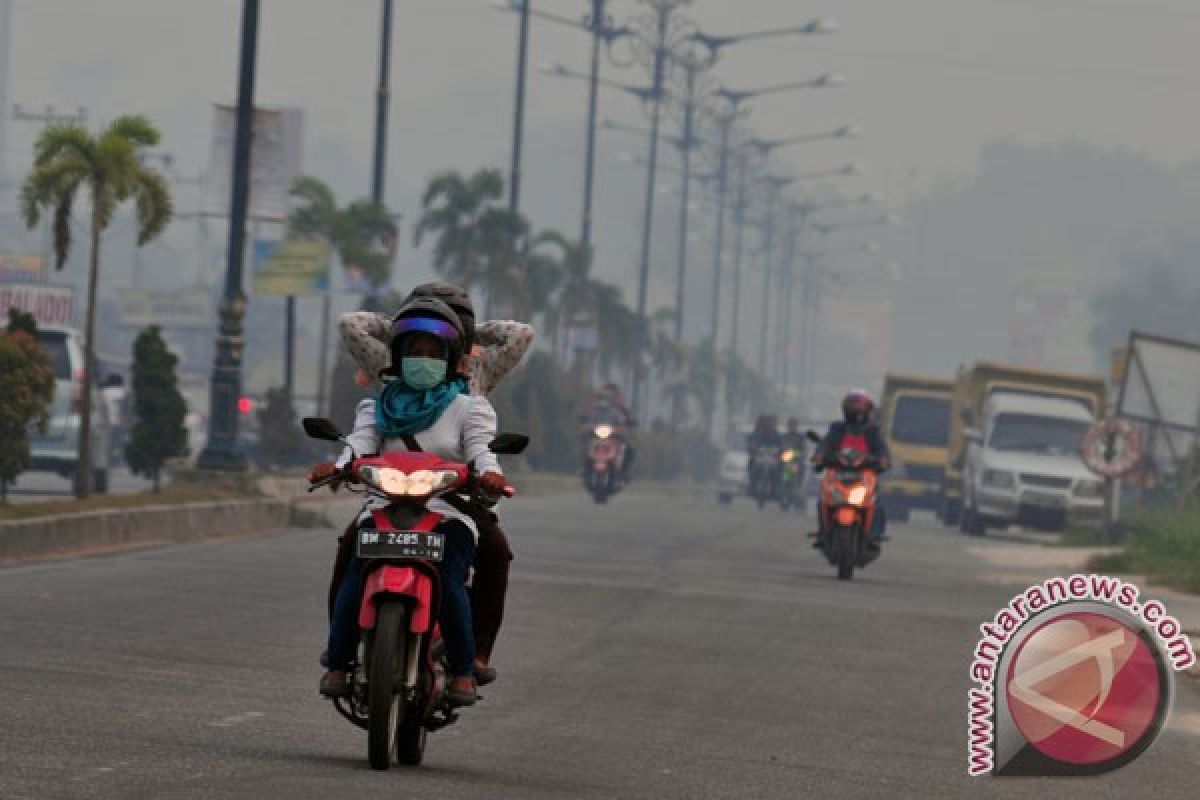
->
[21,116,173,498]
[526,231,592,353]
[287,176,397,288]
[413,168,527,317]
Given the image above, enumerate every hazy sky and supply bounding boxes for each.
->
[8,0,1200,211]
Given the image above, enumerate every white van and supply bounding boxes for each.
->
[27,326,113,492]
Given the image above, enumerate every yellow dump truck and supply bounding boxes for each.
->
[942,362,1107,533]
[879,374,954,522]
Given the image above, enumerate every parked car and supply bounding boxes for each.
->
[27,326,113,493]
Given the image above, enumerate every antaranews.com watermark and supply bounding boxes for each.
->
[968,574,1196,777]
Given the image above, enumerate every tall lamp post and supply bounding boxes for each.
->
[198,0,259,470]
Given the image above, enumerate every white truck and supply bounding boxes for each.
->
[960,392,1105,534]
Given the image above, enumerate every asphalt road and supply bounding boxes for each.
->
[1,488,1198,799]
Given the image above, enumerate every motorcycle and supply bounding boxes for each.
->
[748,445,782,510]
[808,431,882,581]
[585,423,627,504]
[777,448,807,512]
[303,417,528,770]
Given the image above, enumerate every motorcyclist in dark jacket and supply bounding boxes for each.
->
[814,390,892,545]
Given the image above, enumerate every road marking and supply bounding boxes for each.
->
[211,711,265,728]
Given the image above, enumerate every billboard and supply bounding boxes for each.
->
[118,289,212,329]
[0,283,73,327]
[252,238,332,296]
[205,105,304,221]
[0,252,45,284]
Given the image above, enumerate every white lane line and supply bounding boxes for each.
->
[211,711,265,728]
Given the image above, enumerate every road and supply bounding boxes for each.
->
[1,488,1198,799]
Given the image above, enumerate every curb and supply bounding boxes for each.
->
[0,497,325,565]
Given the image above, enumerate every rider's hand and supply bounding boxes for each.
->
[309,461,342,490]
[479,471,507,497]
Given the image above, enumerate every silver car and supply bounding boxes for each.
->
[27,326,112,493]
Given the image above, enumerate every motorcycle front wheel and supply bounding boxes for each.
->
[833,524,859,581]
[367,601,409,770]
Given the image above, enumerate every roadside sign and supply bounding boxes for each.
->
[252,238,332,296]
[0,283,73,327]
[0,252,45,284]
[119,289,213,329]
[1082,418,1142,478]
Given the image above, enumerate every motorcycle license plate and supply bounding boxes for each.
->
[357,529,445,561]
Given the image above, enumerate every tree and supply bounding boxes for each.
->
[413,168,528,318]
[288,176,398,289]
[125,326,187,492]
[0,312,55,502]
[21,115,173,497]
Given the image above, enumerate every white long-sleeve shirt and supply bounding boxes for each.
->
[337,394,502,539]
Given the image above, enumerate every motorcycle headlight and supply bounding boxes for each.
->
[781,449,796,463]
[594,425,613,439]
[982,469,1015,489]
[359,466,459,498]
[1075,479,1106,498]
[847,486,868,506]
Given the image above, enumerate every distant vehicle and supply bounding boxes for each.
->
[717,449,749,505]
[879,374,953,523]
[945,362,1107,534]
[960,393,1104,535]
[27,325,113,493]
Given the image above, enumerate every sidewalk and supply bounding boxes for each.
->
[966,541,1200,679]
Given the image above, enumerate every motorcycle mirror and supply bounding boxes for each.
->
[805,430,822,444]
[302,417,343,442]
[489,432,530,455]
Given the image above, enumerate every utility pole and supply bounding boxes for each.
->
[372,0,394,205]
[724,149,749,436]
[705,113,732,437]
[198,0,259,471]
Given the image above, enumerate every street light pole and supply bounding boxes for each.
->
[509,0,532,212]
[372,0,394,205]
[756,176,790,376]
[724,148,749,436]
[705,111,732,436]
[630,2,670,417]
[580,0,606,245]
[198,0,259,471]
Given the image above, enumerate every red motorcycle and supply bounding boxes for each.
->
[808,431,883,581]
[585,422,628,504]
[303,417,527,770]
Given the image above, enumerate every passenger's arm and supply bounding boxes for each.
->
[472,321,535,395]
[339,312,392,389]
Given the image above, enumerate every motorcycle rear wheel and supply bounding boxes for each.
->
[367,601,409,770]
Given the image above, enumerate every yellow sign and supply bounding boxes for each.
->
[252,238,332,296]
[0,252,45,282]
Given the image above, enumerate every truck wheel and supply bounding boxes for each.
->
[963,500,986,536]
[93,468,109,495]
[718,492,733,506]
[942,497,961,527]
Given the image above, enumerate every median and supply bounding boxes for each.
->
[0,472,330,564]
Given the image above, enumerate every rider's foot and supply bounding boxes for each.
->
[319,670,350,697]
[446,676,478,707]
[474,659,498,686]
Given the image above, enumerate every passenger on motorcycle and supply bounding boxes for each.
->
[317,297,507,708]
[813,390,892,546]
[333,282,531,687]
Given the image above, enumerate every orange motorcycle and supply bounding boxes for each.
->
[808,432,883,581]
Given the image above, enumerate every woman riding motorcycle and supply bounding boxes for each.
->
[317,296,507,707]
[813,390,892,546]
[333,283,532,685]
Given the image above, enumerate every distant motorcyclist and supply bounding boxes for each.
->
[746,414,784,502]
[781,416,807,454]
[813,390,892,546]
[580,383,636,482]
